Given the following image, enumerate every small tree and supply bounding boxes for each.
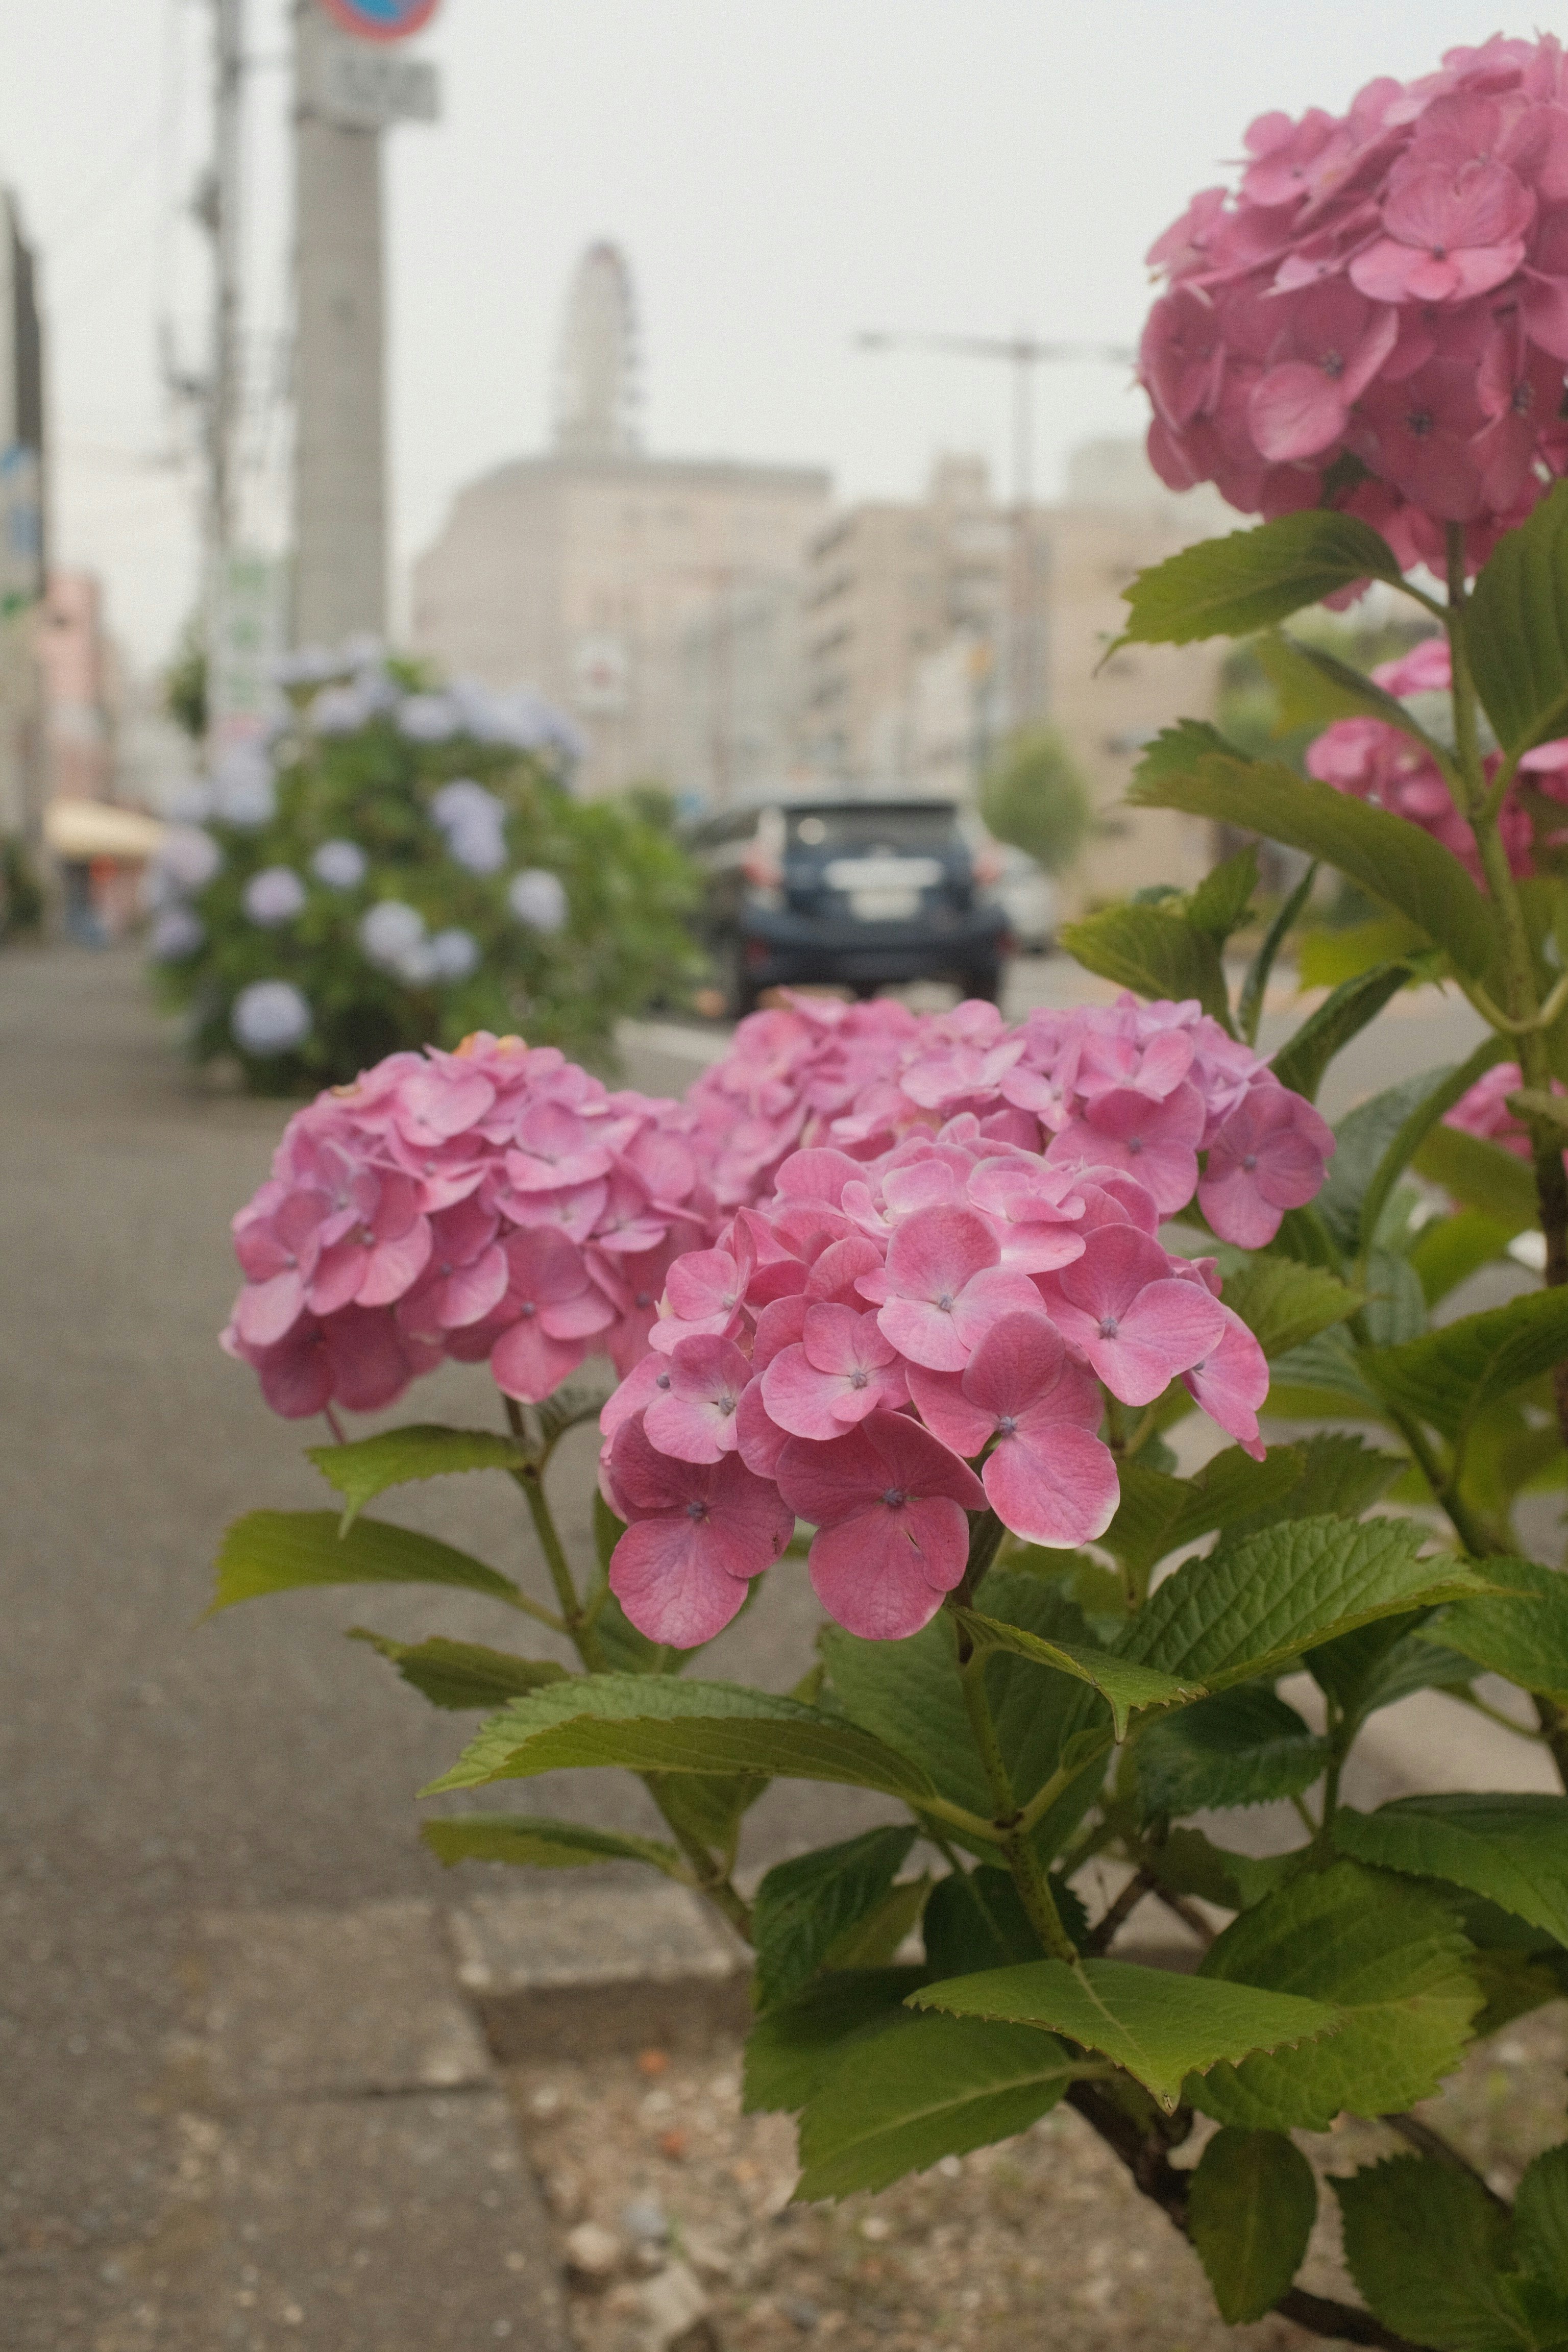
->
[979,725,1091,875]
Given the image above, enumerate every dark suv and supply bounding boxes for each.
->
[687,795,1009,1018]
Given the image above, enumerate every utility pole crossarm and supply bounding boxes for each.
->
[856,329,1134,365]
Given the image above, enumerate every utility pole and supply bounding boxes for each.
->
[856,329,1130,734]
[210,0,244,567]
[292,1,387,647]
[290,0,440,650]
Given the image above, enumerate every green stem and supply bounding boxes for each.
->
[1446,530,1568,1457]
[957,1507,1009,1606]
[503,1410,768,1929]
[514,1466,601,1662]
[954,1639,1081,1967]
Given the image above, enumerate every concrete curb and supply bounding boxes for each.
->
[155,1880,746,2351]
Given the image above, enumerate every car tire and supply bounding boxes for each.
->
[717,936,759,1021]
[965,962,1003,1006]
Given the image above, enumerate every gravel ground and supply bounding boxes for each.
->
[504,2004,1567,2352]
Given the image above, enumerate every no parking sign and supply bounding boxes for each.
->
[317,0,440,40]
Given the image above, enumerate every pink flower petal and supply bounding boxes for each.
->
[808,1496,970,1638]
[982,1425,1119,1549]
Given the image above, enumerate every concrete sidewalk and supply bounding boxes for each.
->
[1,943,1554,2349]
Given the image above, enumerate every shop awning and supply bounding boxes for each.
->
[43,799,166,862]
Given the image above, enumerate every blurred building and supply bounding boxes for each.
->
[676,575,810,806]
[0,185,46,883]
[797,439,1233,906]
[35,571,172,939]
[412,244,831,795]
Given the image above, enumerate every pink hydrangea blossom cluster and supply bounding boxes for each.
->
[600,996,1336,1649]
[1442,1059,1566,1161]
[1141,36,1568,568]
[1305,636,1568,881]
[222,1034,716,1418]
[681,994,942,1206]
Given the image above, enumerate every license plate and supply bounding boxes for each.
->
[850,887,920,921]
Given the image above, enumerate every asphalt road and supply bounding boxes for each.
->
[1,942,1551,2343]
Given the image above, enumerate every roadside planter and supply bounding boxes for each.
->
[210,40,1568,2346]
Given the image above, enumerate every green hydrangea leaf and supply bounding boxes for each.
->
[305,1423,528,1530]
[1136,1686,1331,1817]
[1333,2156,1542,2352]
[1117,511,1404,645]
[1431,1559,1568,1701]
[912,1954,1340,2112]
[347,1630,568,1708]
[752,1826,918,2013]
[1129,746,1505,989]
[1191,1861,1482,2131]
[424,1674,938,1805]
[1467,477,1568,757]
[209,1509,528,1615]
[420,1815,683,1874]
[742,1968,926,2116]
[1189,2126,1317,2324]
[794,2013,1083,2200]
[1058,903,1231,1028]
[1117,1514,1485,1693]
[1333,1796,1568,1948]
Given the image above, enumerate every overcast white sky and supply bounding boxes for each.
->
[0,1,1533,669]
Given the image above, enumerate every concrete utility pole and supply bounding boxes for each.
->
[291,1,388,647]
[856,329,1131,730]
[210,0,244,565]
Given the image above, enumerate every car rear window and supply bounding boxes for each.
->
[786,807,961,854]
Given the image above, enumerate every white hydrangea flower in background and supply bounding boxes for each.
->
[273,644,342,689]
[398,693,461,742]
[428,926,480,982]
[231,980,312,1055]
[211,745,277,829]
[359,899,426,970]
[508,868,569,933]
[430,777,508,874]
[154,825,224,896]
[394,940,440,984]
[242,867,307,927]
[149,906,206,960]
[310,683,374,736]
[310,839,368,890]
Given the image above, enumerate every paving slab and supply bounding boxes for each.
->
[197,1899,492,2103]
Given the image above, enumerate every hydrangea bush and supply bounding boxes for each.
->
[211,42,1568,2346]
[148,648,701,1090]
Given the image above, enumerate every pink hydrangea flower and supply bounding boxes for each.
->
[855,1203,1044,1373]
[642,1335,753,1463]
[908,1311,1118,1550]
[224,1032,719,1421]
[1140,37,1568,568]
[1183,1305,1272,1462]
[1039,1226,1228,1406]
[761,1304,909,1439]
[606,1412,795,1647]
[1198,1082,1336,1247]
[775,1411,986,1640]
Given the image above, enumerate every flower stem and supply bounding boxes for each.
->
[954,1640,1081,1967]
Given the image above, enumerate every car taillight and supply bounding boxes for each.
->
[972,845,1003,886]
[742,848,783,889]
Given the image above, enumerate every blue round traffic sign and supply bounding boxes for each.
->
[318,0,440,40]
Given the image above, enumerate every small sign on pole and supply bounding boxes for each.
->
[208,549,286,754]
[310,36,440,127]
